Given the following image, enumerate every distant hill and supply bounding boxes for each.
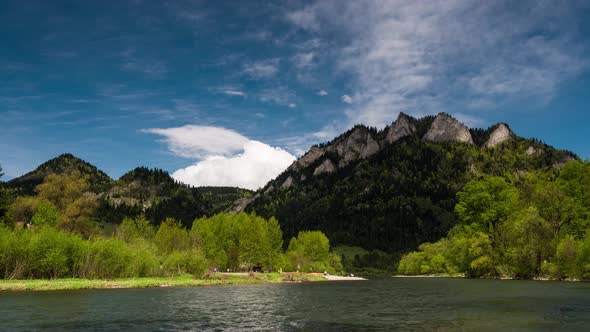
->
[238,112,577,253]
[7,153,113,195]
[7,157,252,227]
[99,166,252,226]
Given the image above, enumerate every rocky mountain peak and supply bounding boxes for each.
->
[423,113,474,144]
[484,123,513,148]
[324,126,380,168]
[383,112,417,145]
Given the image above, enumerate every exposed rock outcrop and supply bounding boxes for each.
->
[230,193,260,214]
[526,146,537,155]
[313,159,336,176]
[423,113,474,144]
[264,185,274,194]
[325,127,380,168]
[281,176,294,190]
[288,147,325,172]
[484,124,513,148]
[383,112,416,145]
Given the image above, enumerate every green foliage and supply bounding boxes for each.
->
[455,176,519,234]
[399,160,590,280]
[161,250,207,277]
[117,215,155,242]
[191,213,284,271]
[286,231,343,274]
[31,200,61,227]
[153,218,190,255]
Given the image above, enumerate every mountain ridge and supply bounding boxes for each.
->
[238,112,577,253]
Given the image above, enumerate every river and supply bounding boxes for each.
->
[1,278,588,331]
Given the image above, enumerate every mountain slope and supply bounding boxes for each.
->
[99,167,252,226]
[241,113,576,253]
[7,153,113,195]
[6,157,252,227]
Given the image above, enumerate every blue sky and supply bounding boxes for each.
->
[1,0,589,189]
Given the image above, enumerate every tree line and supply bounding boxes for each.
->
[0,167,342,279]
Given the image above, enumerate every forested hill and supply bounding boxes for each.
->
[7,153,113,195]
[241,112,577,254]
[6,158,252,227]
[99,166,252,226]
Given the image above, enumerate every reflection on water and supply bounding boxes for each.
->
[1,278,589,331]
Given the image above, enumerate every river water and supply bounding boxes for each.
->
[1,278,589,331]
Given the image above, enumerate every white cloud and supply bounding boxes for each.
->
[258,86,296,106]
[293,52,315,69]
[172,140,296,190]
[341,94,352,104]
[317,90,328,96]
[243,59,280,78]
[286,1,589,129]
[143,125,249,158]
[288,103,297,108]
[144,125,297,190]
[223,90,246,97]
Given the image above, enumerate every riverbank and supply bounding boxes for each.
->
[0,272,328,292]
[393,273,465,278]
[392,274,587,282]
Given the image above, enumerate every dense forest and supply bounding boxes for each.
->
[398,161,590,279]
[248,115,575,257]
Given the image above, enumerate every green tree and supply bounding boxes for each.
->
[455,176,519,238]
[287,231,339,273]
[153,218,190,255]
[36,171,99,236]
[117,215,155,242]
[31,200,61,227]
[7,196,41,224]
[501,207,553,278]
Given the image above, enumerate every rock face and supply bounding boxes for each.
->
[281,176,294,190]
[383,112,416,144]
[326,127,380,168]
[526,146,537,155]
[288,146,325,172]
[484,124,513,148]
[230,193,260,214]
[423,113,474,144]
[313,159,336,176]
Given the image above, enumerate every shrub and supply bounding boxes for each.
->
[162,250,207,277]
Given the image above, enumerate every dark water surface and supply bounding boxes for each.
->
[1,278,589,331]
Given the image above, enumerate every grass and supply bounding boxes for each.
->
[0,272,327,292]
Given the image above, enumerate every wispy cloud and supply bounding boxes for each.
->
[243,58,280,78]
[292,52,315,69]
[258,86,296,106]
[317,90,328,96]
[286,0,589,128]
[222,90,246,97]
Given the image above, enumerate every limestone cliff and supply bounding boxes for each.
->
[325,126,380,168]
[313,159,336,176]
[382,112,416,145]
[484,124,513,148]
[423,113,474,144]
